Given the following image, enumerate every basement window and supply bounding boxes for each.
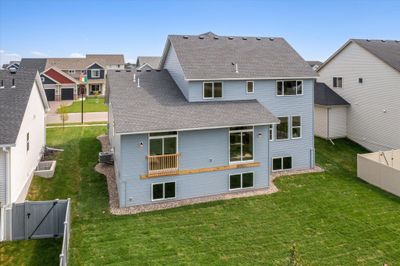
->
[272,156,292,171]
[152,182,176,201]
[229,172,254,190]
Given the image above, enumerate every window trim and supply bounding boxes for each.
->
[269,125,274,142]
[202,81,223,99]
[148,132,179,156]
[229,172,255,191]
[229,126,254,164]
[272,156,293,172]
[151,181,176,201]
[91,69,101,78]
[291,116,302,139]
[333,77,343,88]
[275,116,289,141]
[276,80,304,96]
[246,81,254,94]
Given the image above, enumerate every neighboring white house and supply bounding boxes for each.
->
[317,39,400,151]
[0,69,49,240]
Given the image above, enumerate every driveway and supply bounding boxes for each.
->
[48,100,73,114]
[46,112,108,124]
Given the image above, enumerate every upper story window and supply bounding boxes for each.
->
[91,69,101,78]
[291,116,302,139]
[149,131,177,156]
[246,81,254,93]
[276,117,289,140]
[203,82,222,99]
[229,126,253,163]
[26,132,30,151]
[333,77,343,88]
[276,80,303,96]
[68,70,76,74]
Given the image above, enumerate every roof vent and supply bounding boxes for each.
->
[228,37,234,40]
[137,78,140,88]
[136,69,142,72]
[9,67,17,74]
[155,69,161,72]
[234,63,239,73]
[366,39,370,42]
[126,69,131,72]
[199,36,204,39]
[381,40,386,42]
[116,70,121,72]
[133,73,136,82]
[213,36,219,40]
[183,35,189,39]
[242,37,247,40]
[256,37,261,40]
[269,37,275,41]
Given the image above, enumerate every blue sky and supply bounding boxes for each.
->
[0,0,399,65]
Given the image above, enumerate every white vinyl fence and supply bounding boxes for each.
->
[357,150,400,197]
[59,198,71,266]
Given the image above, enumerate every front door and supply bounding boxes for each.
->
[90,84,101,95]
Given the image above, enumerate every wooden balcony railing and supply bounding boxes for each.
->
[147,153,180,177]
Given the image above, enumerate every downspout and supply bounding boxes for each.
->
[2,147,11,241]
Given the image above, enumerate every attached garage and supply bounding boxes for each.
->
[61,88,74,100]
[44,89,55,101]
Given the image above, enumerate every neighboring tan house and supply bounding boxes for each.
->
[0,69,49,240]
[41,54,125,101]
[107,32,318,208]
[136,56,161,70]
[317,39,400,151]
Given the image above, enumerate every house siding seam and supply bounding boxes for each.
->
[318,42,400,151]
[118,126,269,207]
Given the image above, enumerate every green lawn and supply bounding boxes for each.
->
[60,98,108,113]
[1,128,400,265]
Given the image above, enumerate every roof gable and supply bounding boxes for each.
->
[160,33,318,80]
[44,68,76,84]
[318,39,400,73]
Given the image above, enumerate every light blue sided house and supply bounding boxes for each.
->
[107,32,318,207]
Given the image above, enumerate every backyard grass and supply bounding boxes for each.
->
[60,98,108,113]
[1,128,400,265]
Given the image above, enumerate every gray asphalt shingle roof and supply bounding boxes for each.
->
[108,69,279,134]
[161,32,318,80]
[351,39,400,72]
[0,70,38,145]
[314,82,349,106]
[19,58,47,73]
[136,56,161,69]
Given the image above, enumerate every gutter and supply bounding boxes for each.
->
[2,147,11,206]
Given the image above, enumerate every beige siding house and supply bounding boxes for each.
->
[317,39,400,151]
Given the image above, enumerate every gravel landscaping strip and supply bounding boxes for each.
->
[95,134,323,215]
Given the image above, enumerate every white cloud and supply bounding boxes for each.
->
[126,58,136,63]
[69,52,85,58]
[0,50,21,66]
[31,51,47,57]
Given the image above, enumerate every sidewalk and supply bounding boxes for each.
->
[46,112,108,124]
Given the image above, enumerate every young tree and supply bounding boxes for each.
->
[288,243,302,266]
[58,104,69,128]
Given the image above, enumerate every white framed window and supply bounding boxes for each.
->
[333,77,342,88]
[246,81,254,93]
[229,172,254,190]
[149,132,178,156]
[276,117,289,140]
[91,69,101,78]
[269,125,274,141]
[229,126,254,163]
[151,182,176,201]
[272,156,292,171]
[68,70,76,74]
[26,132,30,151]
[276,80,303,96]
[41,76,45,83]
[291,116,302,139]
[203,81,223,99]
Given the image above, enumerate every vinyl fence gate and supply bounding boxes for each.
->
[12,199,69,240]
